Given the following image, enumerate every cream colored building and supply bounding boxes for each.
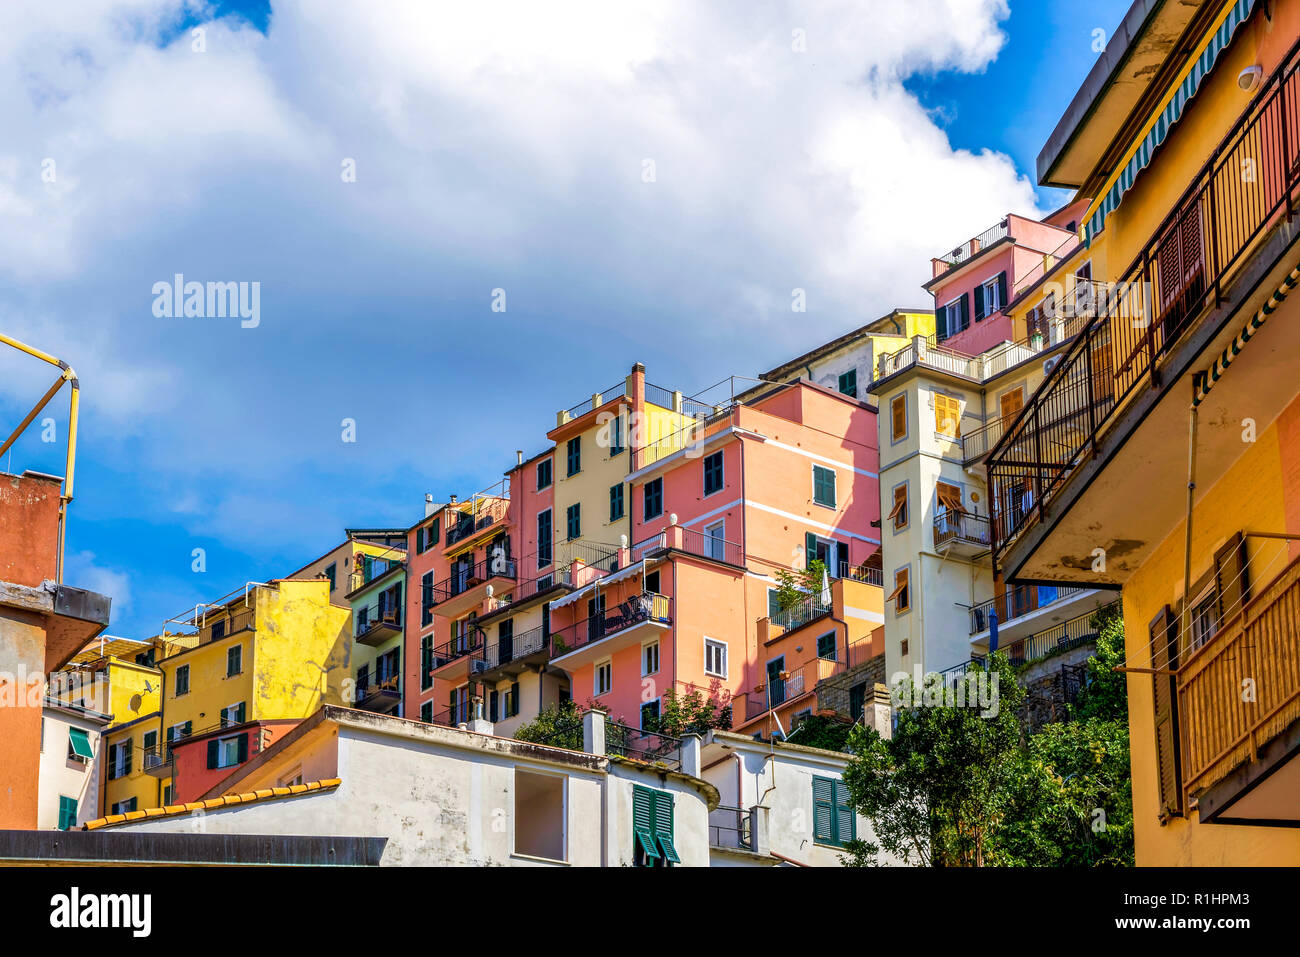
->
[38,699,109,829]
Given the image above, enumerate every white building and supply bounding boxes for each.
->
[38,698,109,830]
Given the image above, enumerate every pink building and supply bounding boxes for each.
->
[925,200,1088,355]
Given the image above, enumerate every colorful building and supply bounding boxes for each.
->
[346,545,407,717]
[37,698,109,829]
[986,0,1300,862]
[147,578,351,804]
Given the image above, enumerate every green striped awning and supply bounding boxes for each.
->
[1193,260,1300,406]
[1084,0,1258,246]
[68,727,94,760]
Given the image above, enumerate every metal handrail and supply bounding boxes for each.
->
[988,38,1300,567]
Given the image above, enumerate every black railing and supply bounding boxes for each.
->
[933,511,991,549]
[548,593,671,659]
[708,805,754,849]
[678,526,744,565]
[936,218,1009,268]
[564,382,626,419]
[962,601,1117,669]
[427,554,518,607]
[770,592,831,632]
[353,597,402,639]
[607,719,681,768]
[430,627,485,668]
[988,39,1300,567]
[479,624,549,671]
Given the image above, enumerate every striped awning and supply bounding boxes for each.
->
[1084,0,1257,246]
[1193,260,1300,406]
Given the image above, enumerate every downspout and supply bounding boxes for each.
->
[1181,397,1199,641]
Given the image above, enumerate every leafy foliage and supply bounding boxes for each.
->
[649,687,732,736]
[841,617,1135,867]
[513,699,629,752]
[785,713,854,752]
[773,559,828,612]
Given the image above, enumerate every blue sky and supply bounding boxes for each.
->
[0,0,1131,638]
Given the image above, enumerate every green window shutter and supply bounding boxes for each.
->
[237,733,249,764]
[813,776,835,844]
[652,789,680,864]
[123,738,133,775]
[834,781,856,845]
[59,795,78,830]
[68,727,94,760]
[182,721,192,736]
[768,589,781,619]
[510,681,521,717]
[236,702,247,724]
[805,533,817,570]
[207,739,219,769]
[632,785,660,863]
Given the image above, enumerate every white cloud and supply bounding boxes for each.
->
[64,549,133,619]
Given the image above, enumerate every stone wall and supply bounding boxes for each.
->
[817,653,886,719]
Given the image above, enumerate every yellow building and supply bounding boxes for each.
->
[147,578,352,803]
[102,711,164,813]
[987,0,1300,863]
[288,532,407,608]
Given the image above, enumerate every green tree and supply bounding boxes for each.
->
[773,559,828,612]
[785,713,853,752]
[650,687,732,736]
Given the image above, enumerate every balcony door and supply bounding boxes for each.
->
[704,519,726,561]
[767,657,786,707]
[587,593,607,642]
[498,618,514,665]
[936,482,963,535]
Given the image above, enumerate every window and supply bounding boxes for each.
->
[595,660,612,696]
[566,503,581,540]
[889,484,909,531]
[421,571,435,626]
[644,478,663,520]
[936,482,964,532]
[227,645,242,677]
[1074,260,1094,316]
[537,458,553,490]
[643,640,660,676]
[609,484,625,522]
[566,437,581,476]
[703,519,727,561]
[816,632,837,660]
[889,567,910,614]
[890,394,907,442]
[848,682,867,723]
[537,510,553,568]
[767,588,781,619]
[67,728,93,763]
[420,700,433,723]
[58,795,78,830]
[812,776,856,847]
[174,664,190,697]
[221,702,247,727]
[937,294,968,341]
[162,785,174,805]
[641,699,661,731]
[515,769,566,862]
[142,730,157,753]
[1190,588,1220,649]
[935,393,961,437]
[324,562,337,591]
[999,387,1024,427]
[211,619,225,641]
[837,369,857,398]
[609,413,624,455]
[812,465,836,508]
[208,733,248,770]
[504,681,521,718]
[633,784,680,866]
[110,798,137,816]
[975,271,1007,320]
[645,570,660,595]
[421,633,434,690]
[168,721,192,743]
[704,638,728,678]
[107,740,132,780]
[703,451,724,496]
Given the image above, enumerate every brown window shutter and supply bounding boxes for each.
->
[1150,604,1183,818]
[1213,532,1250,628]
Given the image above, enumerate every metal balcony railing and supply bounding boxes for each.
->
[430,627,485,668]
[1178,554,1300,804]
[478,623,549,671]
[709,805,755,850]
[955,601,1116,671]
[770,592,831,632]
[548,593,671,659]
[353,598,402,639]
[678,526,744,566]
[936,219,1010,270]
[933,511,991,550]
[563,381,627,420]
[426,554,518,607]
[607,719,681,768]
[968,584,1090,634]
[988,40,1300,566]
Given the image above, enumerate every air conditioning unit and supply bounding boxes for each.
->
[470,659,491,675]
[1043,355,1062,377]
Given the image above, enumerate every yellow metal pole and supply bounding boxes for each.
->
[0,374,65,461]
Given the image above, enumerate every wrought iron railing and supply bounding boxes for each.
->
[968,584,1090,634]
[988,40,1300,566]
[353,597,402,639]
[936,219,1009,269]
[961,601,1116,669]
[607,719,681,767]
[678,526,744,566]
[478,623,549,671]
[933,511,991,550]
[709,805,755,849]
[770,592,831,632]
[426,554,518,607]
[548,593,671,659]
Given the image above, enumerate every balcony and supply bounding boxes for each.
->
[933,511,991,555]
[471,623,550,682]
[428,628,486,682]
[346,553,405,598]
[739,634,876,727]
[633,523,744,567]
[354,674,401,713]
[968,584,1114,647]
[1179,555,1300,824]
[709,805,758,851]
[988,43,1300,581]
[548,592,672,669]
[353,599,402,647]
[934,219,1009,274]
[141,743,173,778]
[427,553,518,619]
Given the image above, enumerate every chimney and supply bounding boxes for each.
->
[516,450,524,466]
[424,493,436,517]
[450,494,458,505]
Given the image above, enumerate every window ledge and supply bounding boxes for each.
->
[510,852,570,866]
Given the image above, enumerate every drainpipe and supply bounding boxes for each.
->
[1181,401,1199,640]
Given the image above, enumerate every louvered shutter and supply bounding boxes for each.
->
[835,781,856,845]
[123,737,132,774]
[1213,532,1250,627]
[973,282,985,321]
[997,271,1008,312]
[1150,605,1183,817]
[237,733,249,764]
[935,299,947,340]
[653,789,680,864]
[805,532,818,570]
[813,776,835,843]
[632,785,660,862]
[207,739,219,769]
